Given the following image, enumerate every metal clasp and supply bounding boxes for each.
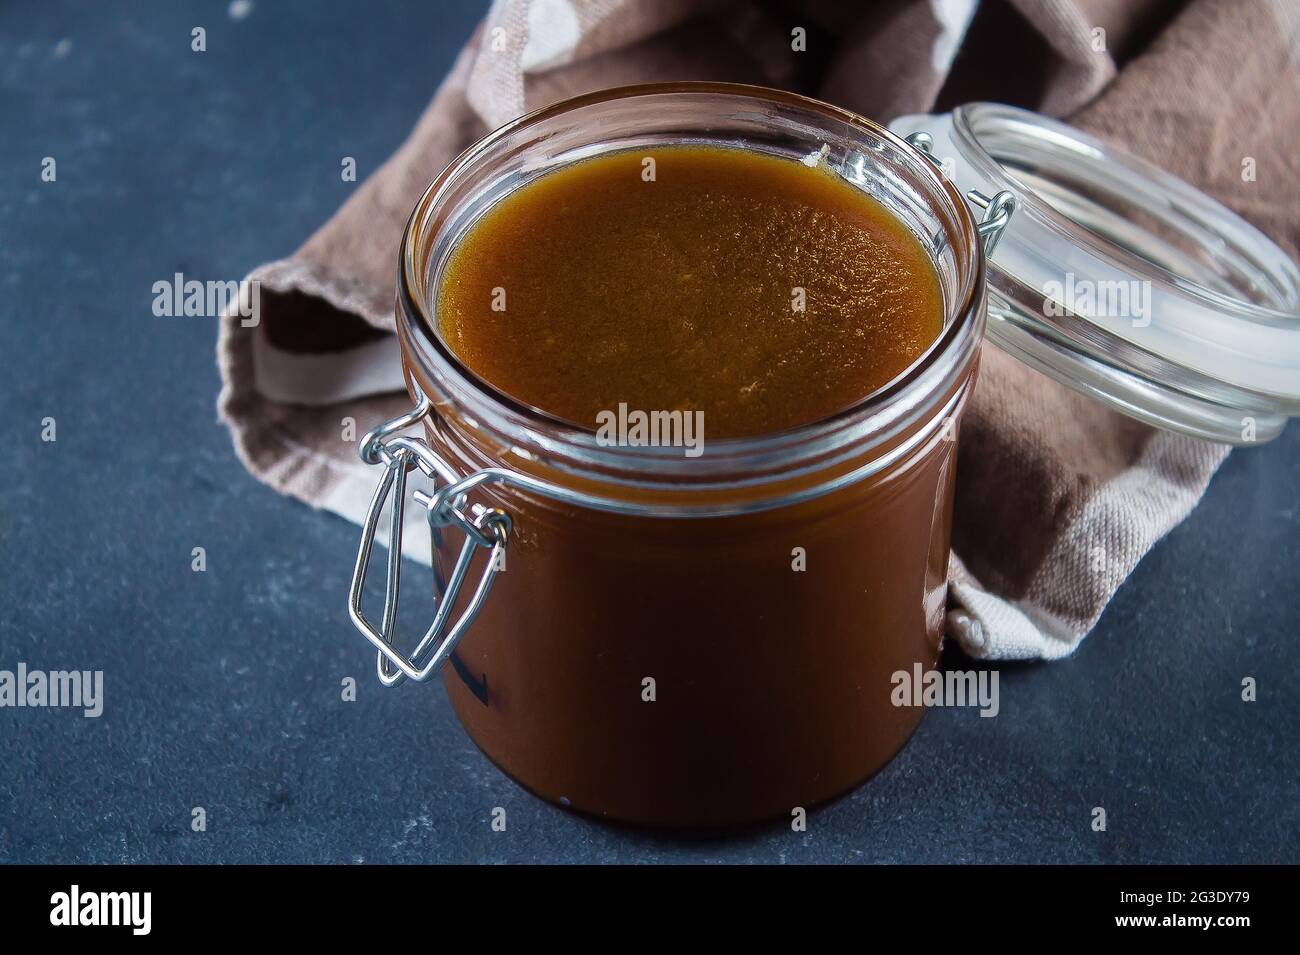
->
[905,131,1017,255]
[348,387,511,687]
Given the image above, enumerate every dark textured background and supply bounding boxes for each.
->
[0,0,1295,864]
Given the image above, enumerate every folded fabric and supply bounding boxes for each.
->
[218,0,1298,659]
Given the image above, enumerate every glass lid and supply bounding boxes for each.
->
[890,103,1300,445]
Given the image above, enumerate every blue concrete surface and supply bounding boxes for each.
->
[0,0,1295,864]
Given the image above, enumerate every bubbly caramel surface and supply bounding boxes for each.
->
[436,146,944,438]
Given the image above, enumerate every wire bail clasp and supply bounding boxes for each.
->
[348,388,511,688]
[905,131,1017,255]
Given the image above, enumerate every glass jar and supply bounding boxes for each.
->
[348,82,1300,827]
[351,83,984,827]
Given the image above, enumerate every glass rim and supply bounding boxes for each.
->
[925,100,1300,437]
[396,81,986,496]
[951,102,1300,325]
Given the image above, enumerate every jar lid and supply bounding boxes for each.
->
[889,103,1300,445]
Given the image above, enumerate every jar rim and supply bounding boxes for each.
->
[951,102,1300,325]
[880,101,1300,443]
[397,81,985,507]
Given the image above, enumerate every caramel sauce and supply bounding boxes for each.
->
[437,146,944,438]
[420,146,968,824]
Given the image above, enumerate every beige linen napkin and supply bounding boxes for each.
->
[218,0,1300,660]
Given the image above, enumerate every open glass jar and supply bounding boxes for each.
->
[348,83,1300,827]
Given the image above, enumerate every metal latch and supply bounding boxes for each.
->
[347,386,511,688]
[905,131,1017,256]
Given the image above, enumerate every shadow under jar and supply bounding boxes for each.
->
[360,83,986,827]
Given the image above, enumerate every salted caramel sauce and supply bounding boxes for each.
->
[437,145,944,438]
